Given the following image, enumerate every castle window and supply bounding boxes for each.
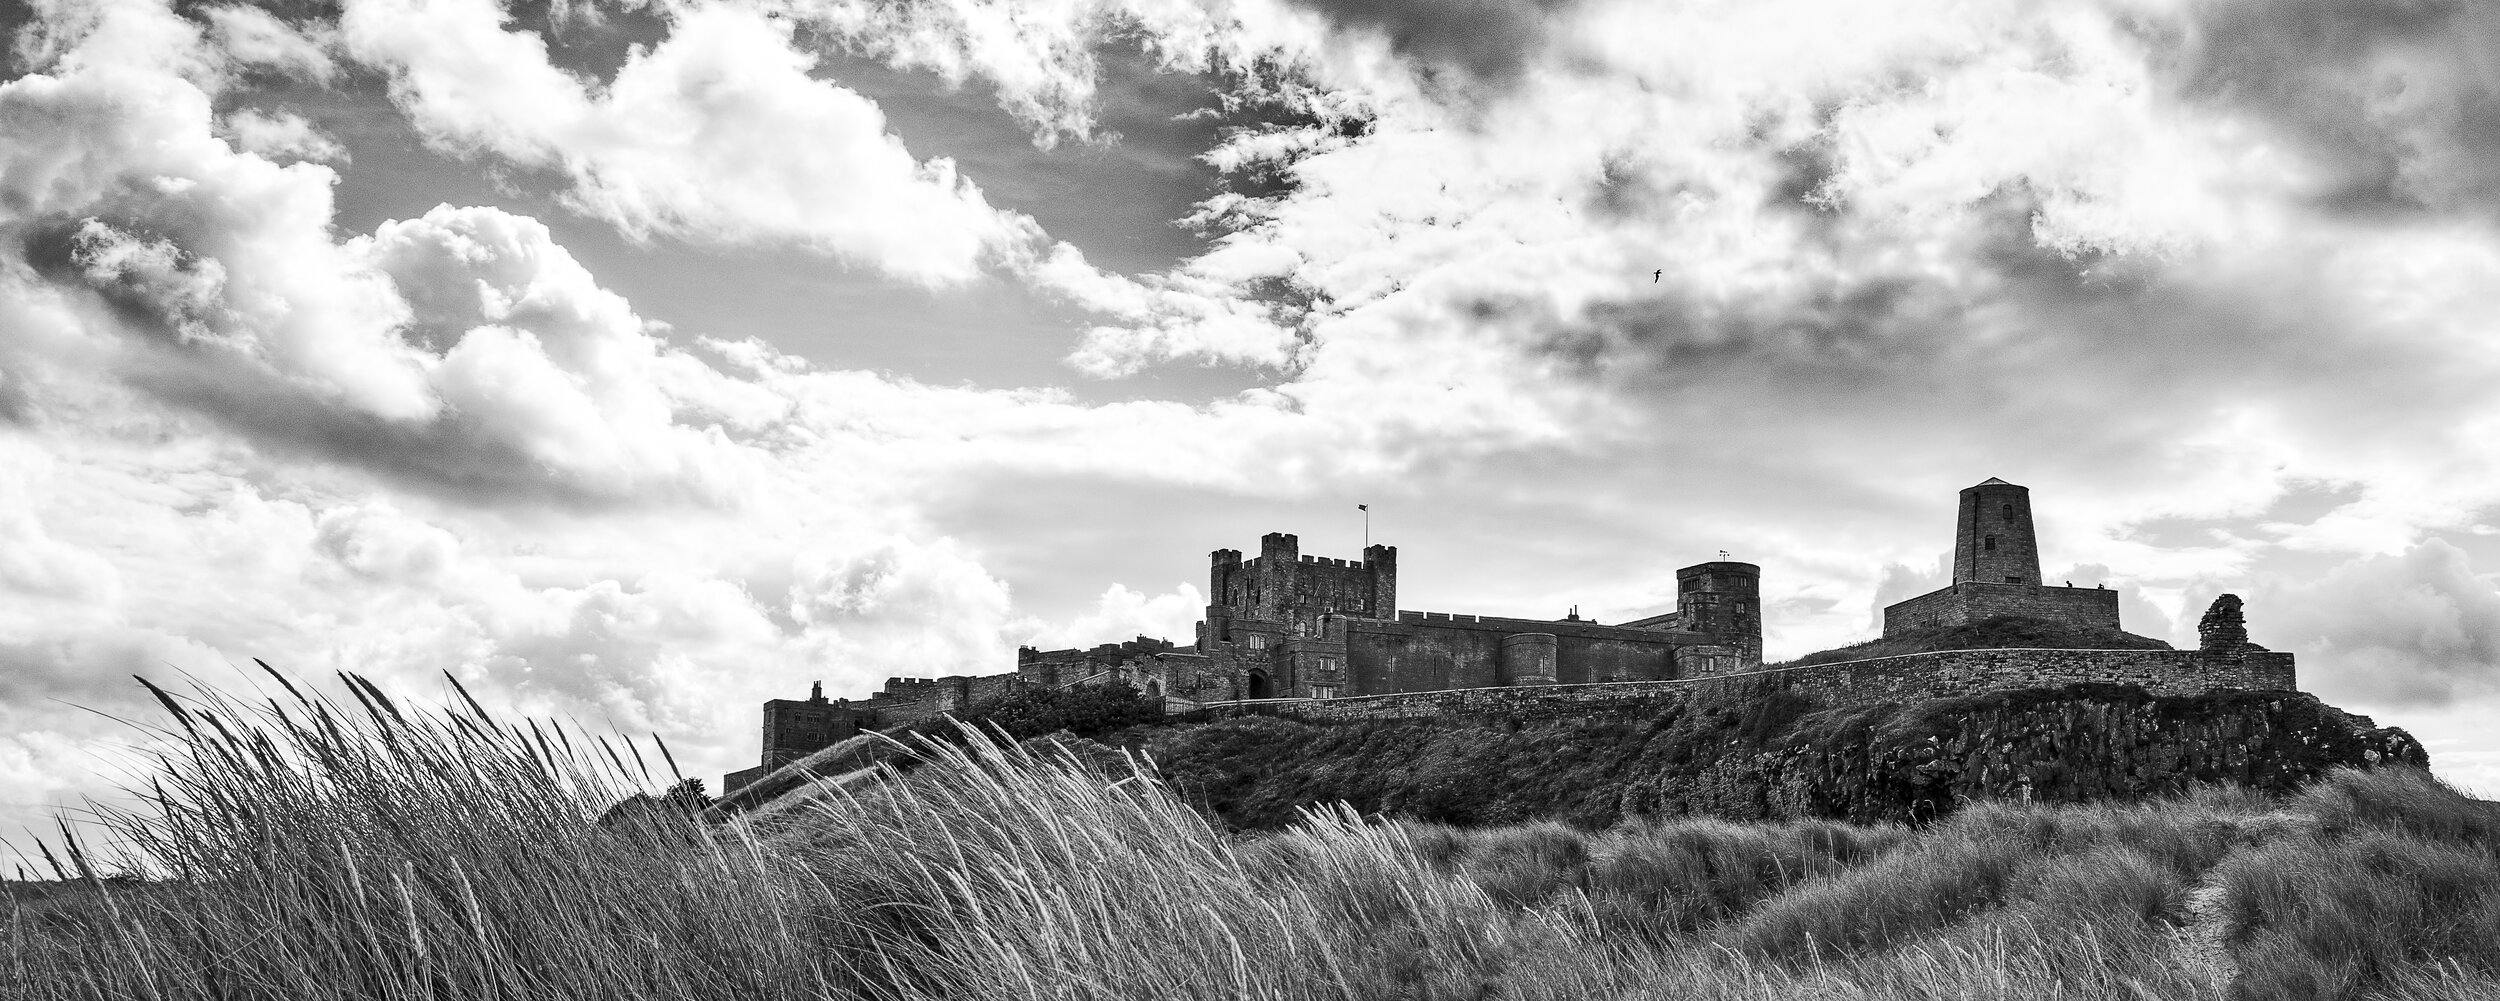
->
[1983,535,1996,551]
[2002,503,2014,519]
[2007,576,2022,583]
[1310,686,1338,699]
[1246,634,1267,650]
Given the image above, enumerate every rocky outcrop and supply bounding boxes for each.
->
[1129,683,2428,831]
[1617,684,2425,824]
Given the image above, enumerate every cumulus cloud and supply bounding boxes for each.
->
[1280,0,1575,86]
[217,107,345,162]
[2262,540,2500,708]
[201,4,336,83]
[328,0,1310,363]
[313,502,459,583]
[338,0,1035,285]
[0,5,805,505]
[1016,582,1207,650]
[0,445,121,605]
[768,0,1338,142]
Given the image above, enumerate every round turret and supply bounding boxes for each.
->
[1675,561,1763,669]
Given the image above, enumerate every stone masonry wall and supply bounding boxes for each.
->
[1184,646,2298,724]
[1883,582,2121,635]
[1344,613,1702,693]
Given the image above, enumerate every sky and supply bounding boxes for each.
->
[4,0,2500,843]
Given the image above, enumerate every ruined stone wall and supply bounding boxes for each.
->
[1017,636,1183,688]
[1188,646,2298,723]
[1883,582,2121,635]
[858,673,1028,726]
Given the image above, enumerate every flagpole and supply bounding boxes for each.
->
[1360,504,1370,551]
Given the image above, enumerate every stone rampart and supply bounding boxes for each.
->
[1183,646,2297,723]
[1390,610,1709,644]
[1883,582,2121,634]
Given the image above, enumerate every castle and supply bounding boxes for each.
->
[723,478,2297,793]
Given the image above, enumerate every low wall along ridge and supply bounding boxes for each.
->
[1179,645,2297,723]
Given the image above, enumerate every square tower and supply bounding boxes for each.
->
[1199,532,1397,647]
[1883,477,2117,637]
[1954,478,2042,586]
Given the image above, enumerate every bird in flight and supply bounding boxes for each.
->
[1652,269,1662,282]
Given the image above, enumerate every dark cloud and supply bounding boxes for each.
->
[20,237,689,511]
[507,0,676,86]
[0,366,30,426]
[0,1,39,80]
[2119,479,2367,547]
[1283,0,1581,86]
[0,632,174,709]
[127,352,649,510]
[2165,0,2500,216]
[1546,269,1950,384]
[1765,138,1843,214]
[21,221,602,506]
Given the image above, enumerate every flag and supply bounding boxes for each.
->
[1358,504,1368,511]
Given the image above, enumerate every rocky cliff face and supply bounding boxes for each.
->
[1624,683,2424,824]
[1125,683,2427,831]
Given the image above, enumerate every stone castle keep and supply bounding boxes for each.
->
[1879,478,2122,635]
[724,478,2299,793]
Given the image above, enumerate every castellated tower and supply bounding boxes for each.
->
[1199,533,1397,648]
[1954,478,2042,586]
[1675,561,1763,669]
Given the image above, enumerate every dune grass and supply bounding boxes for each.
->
[5,671,2497,1000]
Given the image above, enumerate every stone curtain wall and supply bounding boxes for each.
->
[1187,646,2298,723]
[1346,612,1702,692]
[1883,582,2122,635]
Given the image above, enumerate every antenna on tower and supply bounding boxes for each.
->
[1718,549,1730,562]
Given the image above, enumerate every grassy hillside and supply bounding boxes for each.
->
[5,674,2494,1000]
[1778,614,2175,667]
